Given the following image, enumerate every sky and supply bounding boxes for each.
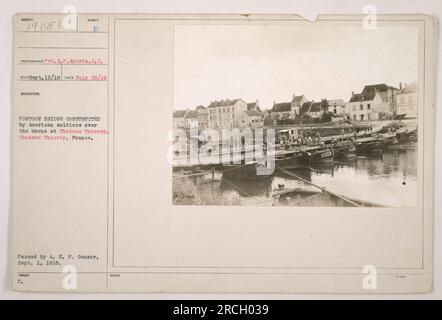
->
[174,24,418,110]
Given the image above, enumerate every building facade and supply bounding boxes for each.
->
[195,105,209,129]
[348,91,383,121]
[173,110,187,129]
[291,94,308,115]
[347,83,399,121]
[328,99,347,117]
[183,110,198,128]
[300,99,329,119]
[247,100,262,113]
[240,110,264,128]
[395,82,418,119]
[174,106,208,129]
[270,94,309,119]
[270,102,291,119]
[361,84,398,116]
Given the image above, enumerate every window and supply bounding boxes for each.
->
[360,114,364,121]
[360,104,363,110]
[353,115,357,121]
[353,105,356,111]
[367,104,371,110]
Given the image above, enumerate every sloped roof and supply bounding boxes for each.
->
[301,102,322,114]
[196,105,208,115]
[247,102,262,113]
[349,91,377,103]
[349,94,363,103]
[309,102,322,112]
[320,99,329,109]
[207,99,241,108]
[300,102,312,114]
[272,102,291,112]
[328,99,345,106]
[173,110,187,118]
[247,102,257,110]
[184,110,198,119]
[362,83,398,93]
[292,95,304,103]
[300,100,329,114]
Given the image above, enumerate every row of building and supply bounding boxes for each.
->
[173,99,264,129]
[173,82,418,129]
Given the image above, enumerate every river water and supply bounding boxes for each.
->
[215,145,418,207]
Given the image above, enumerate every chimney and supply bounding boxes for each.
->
[351,91,354,96]
[399,82,403,90]
[292,94,296,100]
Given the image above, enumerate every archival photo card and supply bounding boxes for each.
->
[11,14,435,293]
